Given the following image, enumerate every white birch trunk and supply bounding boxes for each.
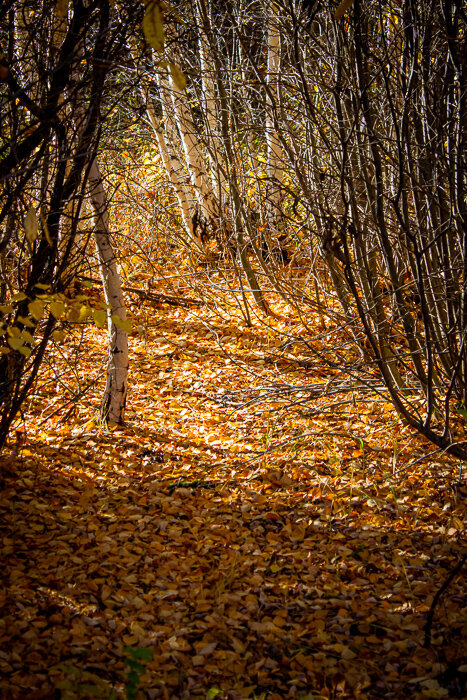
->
[88,158,128,424]
[143,86,204,250]
[265,19,283,226]
[165,67,221,234]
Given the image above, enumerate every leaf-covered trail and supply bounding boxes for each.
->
[1,289,466,699]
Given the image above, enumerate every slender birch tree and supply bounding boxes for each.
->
[88,159,129,424]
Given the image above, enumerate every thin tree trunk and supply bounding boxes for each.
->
[265,14,283,227]
[164,66,221,238]
[88,158,128,424]
[143,85,204,250]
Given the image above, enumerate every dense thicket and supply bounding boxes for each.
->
[147,0,466,458]
[1,0,466,459]
[0,0,137,445]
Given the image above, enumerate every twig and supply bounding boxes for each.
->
[424,554,467,648]
[77,275,203,307]
[123,285,203,307]
[238,430,374,466]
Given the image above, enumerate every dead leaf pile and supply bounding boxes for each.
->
[1,269,466,699]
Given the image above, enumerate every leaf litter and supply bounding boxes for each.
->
[1,269,466,699]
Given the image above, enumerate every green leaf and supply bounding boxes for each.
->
[20,330,34,344]
[456,406,467,421]
[19,346,32,357]
[124,647,153,662]
[120,319,132,333]
[111,314,132,333]
[68,307,80,322]
[52,329,66,342]
[79,305,91,322]
[206,689,223,700]
[143,1,164,52]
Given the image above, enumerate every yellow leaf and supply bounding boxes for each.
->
[79,305,91,322]
[19,346,32,357]
[20,330,34,344]
[143,1,164,52]
[52,329,66,342]
[451,516,464,531]
[55,0,68,18]
[169,63,186,90]
[92,309,107,328]
[0,305,13,314]
[0,347,11,355]
[28,299,44,321]
[12,292,27,302]
[40,214,53,246]
[334,0,355,20]
[50,300,66,319]
[111,314,132,332]
[17,315,36,328]
[341,646,357,660]
[7,337,24,350]
[24,206,39,244]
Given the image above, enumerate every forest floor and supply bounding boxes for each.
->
[1,267,466,699]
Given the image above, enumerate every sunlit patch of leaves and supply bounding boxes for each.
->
[1,262,465,700]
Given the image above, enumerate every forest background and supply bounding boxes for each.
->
[0,0,466,698]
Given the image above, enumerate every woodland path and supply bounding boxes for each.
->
[1,280,466,699]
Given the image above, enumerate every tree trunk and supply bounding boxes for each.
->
[143,84,204,250]
[163,66,221,239]
[265,15,284,227]
[88,158,128,424]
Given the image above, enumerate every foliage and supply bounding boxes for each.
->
[124,646,154,700]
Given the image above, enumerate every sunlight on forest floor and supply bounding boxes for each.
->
[1,268,466,699]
